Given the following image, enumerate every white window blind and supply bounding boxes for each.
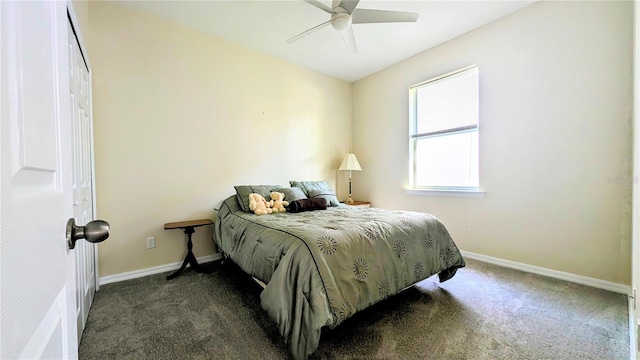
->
[409,65,479,190]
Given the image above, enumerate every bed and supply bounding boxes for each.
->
[213,187,465,359]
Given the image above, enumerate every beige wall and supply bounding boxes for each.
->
[70,0,89,44]
[352,1,633,284]
[89,1,633,284]
[89,2,352,277]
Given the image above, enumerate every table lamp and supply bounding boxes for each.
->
[338,152,362,204]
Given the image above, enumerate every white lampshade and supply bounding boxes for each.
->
[339,153,362,171]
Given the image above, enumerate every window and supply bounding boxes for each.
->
[409,65,480,193]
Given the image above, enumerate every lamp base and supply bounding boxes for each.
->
[345,197,355,204]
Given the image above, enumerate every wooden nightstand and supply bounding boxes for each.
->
[164,219,213,280]
[343,201,371,208]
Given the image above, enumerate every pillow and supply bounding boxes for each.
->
[307,188,340,207]
[290,180,333,197]
[234,185,278,212]
[273,187,307,202]
[287,198,328,213]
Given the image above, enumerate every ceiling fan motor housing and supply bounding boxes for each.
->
[331,12,352,31]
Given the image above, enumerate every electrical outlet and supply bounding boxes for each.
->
[146,237,156,249]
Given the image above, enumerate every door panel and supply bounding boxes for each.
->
[634,2,639,359]
[1,1,77,358]
[68,20,96,342]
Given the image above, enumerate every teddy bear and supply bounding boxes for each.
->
[269,191,289,213]
[249,193,273,215]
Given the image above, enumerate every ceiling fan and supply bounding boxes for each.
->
[286,0,419,54]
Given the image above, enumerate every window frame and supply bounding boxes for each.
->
[408,65,484,196]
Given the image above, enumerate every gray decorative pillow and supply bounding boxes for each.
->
[273,187,307,202]
[289,180,332,197]
[307,188,340,207]
[234,185,278,212]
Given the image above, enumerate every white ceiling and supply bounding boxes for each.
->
[116,0,536,83]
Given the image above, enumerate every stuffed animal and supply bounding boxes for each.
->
[249,193,273,215]
[270,191,289,213]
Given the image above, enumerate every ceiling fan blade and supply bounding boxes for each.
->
[352,9,419,24]
[339,26,358,54]
[286,21,331,44]
[304,0,335,14]
[335,0,360,14]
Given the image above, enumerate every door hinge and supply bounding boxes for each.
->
[631,288,637,310]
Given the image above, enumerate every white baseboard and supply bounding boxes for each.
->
[99,250,628,296]
[461,250,630,295]
[98,253,223,286]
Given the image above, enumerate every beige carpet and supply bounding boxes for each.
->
[79,258,630,359]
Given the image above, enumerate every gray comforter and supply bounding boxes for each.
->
[213,195,465,359]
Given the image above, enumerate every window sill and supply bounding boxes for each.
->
[405,188,486,198]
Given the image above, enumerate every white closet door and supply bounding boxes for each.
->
[68,20,96,343]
